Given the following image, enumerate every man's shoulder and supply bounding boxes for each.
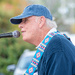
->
[45,34,74,53]
[51,34,68,42]
[46,35,66,50]
[48,34,71,46]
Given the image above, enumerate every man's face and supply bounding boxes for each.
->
[19,16,39,44]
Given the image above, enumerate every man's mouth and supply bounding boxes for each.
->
[21,31,26,35]
[21,30,26,33]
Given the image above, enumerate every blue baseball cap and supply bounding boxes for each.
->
[10,4,53,24]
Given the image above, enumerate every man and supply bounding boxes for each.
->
[10,4,75,75]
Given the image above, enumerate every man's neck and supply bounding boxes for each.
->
[36,28,57,48]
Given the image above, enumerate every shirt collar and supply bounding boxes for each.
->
[36,28,57,49]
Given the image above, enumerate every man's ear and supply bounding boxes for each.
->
[39,16,46,28]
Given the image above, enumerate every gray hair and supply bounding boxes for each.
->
[35,16,57,29]
[46,18,57,29]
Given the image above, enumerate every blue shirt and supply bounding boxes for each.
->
[38,35,75,75]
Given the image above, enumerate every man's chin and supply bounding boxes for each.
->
[22,37,29,42]
[22,37,26,41]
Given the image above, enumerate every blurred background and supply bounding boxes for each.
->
[0,0,75,75]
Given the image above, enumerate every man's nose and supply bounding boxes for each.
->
[18,23,23,29]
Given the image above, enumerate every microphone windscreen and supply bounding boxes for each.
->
[12,30,20,38]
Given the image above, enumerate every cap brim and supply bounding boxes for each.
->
[10,14,32,24]
[10,18,22,24]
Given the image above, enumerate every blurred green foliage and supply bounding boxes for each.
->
[0,0,35,75]
[0,9,12,32]
[0,38,35,75]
